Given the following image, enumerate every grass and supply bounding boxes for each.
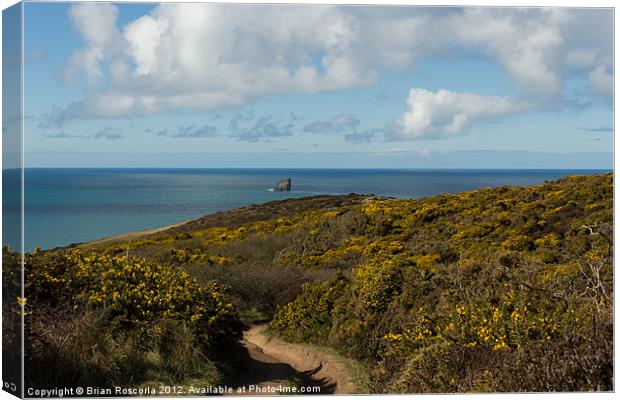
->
[238,307,271,325]
[303,343,371,394]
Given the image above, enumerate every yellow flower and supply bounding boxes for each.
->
[493,342,508,351]
[383,332,403,341]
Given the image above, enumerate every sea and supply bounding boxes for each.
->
[2,168,610,251]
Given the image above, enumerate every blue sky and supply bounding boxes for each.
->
[19,2,613,168]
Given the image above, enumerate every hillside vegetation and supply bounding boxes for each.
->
[8,172,613,392]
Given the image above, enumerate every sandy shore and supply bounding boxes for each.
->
[78,220,188,249]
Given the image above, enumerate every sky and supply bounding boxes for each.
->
[16,2,614,168]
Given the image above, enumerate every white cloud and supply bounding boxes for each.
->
[54,5,612,124]
[68,3,119,47]
[123,15,169,76]
[120,4,373,101]
[64,3,120,85]
[447,8,611,97]
[64,47,104,86]
[566,49,597,68]
[588,65,613,99]
[391,88,529,140]
[449,8,563,95]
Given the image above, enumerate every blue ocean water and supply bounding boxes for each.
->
[3,168,609,251]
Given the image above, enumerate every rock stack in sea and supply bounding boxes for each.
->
[274,178,291,191]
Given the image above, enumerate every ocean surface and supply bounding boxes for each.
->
[2,168,609,251]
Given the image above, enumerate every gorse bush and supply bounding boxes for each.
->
[26,250,241,349]
[271,276,349,343]
[352,258,403,312]
[2,247,21,390]
[169,247,232,266]
[16,247,242,390]
[268,173,613,392]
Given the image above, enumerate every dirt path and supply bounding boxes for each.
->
[229,324,355,395]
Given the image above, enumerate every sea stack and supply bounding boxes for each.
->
[274,178,292,191]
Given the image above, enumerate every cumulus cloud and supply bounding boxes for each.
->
[391,88,530,140]
[56,3,374,122]
[565,49,598,68]
[450,8,564,95]
[588,65,613,99]
[63,3,120,85]
[123,15,169,76]
[447,8,611,97]
[51,5,611,124]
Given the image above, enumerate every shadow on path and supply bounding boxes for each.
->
[226,335,336,395]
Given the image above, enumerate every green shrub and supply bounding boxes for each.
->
[271,276,349,343]
[19,247,243,391]
[25,305,222,389]
[352,258,403,312]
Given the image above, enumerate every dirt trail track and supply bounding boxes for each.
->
[229,324,355,395]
